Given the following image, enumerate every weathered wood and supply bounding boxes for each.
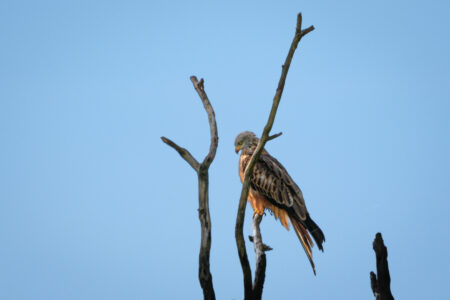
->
[190,76,218,171]
[160,137,200,172]
[370,233,394,300]
[235,12,314,300]
[248,236,273,252]
[251,214,267,299]
[162,76,217,300]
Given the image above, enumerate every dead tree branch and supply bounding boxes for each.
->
[160,137,200,171]
[161,76,217,300]
[251,214,268,299]
[267,131,283,141]
[235,13,314,300]
[370,233,395,300]
[248,236,273,252]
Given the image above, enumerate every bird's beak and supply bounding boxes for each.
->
[235,146,241,154]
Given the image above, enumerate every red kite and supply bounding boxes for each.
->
[235,131,325,274]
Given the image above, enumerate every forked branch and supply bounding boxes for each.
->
[160,137,200,171]
[235,13,314,300]
[161,76,217,300]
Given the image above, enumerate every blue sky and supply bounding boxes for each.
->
[1,1,449,299]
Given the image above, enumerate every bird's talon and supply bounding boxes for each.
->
[253,210,264,217]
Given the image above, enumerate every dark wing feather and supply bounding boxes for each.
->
[249,151,307,221]
[241,148,325,272]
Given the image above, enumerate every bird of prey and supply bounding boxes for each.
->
[235,131,325,274]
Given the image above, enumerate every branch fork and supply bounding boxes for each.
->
[161,76,217,300]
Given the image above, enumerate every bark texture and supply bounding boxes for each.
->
[251,214,268,299]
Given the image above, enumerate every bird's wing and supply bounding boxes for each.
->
[249,151,307,221]
[240,150,322,274]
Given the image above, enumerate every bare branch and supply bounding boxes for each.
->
[370,233,394,300]
[160,136,200,172]
[252,214,267,299]
[370,271,380,299]
[248,236,273,252]
[197,174,215,300]
[161,76,217,300]
[235,12,314,300]
[301,26,315,36]
[190,76,219,170]
[267,132,283,141]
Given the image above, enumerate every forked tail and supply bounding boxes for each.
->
[290,216,316,275]
[304,214,325,252]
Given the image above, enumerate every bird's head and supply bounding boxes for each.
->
[234,131,258,154]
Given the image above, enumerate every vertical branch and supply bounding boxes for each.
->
[161,76,218,300]
[235,13,314,300]
[192,76,217,300]
[370,233,395,300]
[251,214,267,299]
[198,172,214,300]
[191,76,218,170]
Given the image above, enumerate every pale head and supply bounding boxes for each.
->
[234,131,258,153]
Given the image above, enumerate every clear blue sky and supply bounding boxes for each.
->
[1,1,449,299]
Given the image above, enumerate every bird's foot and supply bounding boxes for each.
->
[253,210,265,217]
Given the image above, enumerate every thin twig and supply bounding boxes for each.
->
[235,12,314,300]
[160,137,200,172]
[267,132,283,141]
[301,26,315,36]
[162,76,217,300]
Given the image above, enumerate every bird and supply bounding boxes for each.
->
[235,131,325,274]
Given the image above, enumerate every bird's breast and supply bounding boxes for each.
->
[238,153,251,183]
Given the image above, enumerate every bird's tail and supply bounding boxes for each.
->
[290,216,316,275]
[304,214,325,252]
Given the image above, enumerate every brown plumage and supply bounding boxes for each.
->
[235,131,325,274]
